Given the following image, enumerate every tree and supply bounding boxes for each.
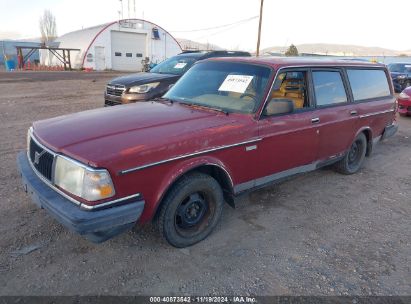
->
[39,10,57,44]
[285,44,299,56]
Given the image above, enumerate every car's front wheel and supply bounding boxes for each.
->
[157,172,224,248]
[335,133,367,175]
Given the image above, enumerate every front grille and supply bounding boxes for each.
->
[29,137,54,181]
[106,84,125,96]
[105,99,122,106]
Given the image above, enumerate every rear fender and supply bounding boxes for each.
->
[353,127,373,156]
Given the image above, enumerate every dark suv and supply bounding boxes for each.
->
[387,63,411,92]
[104,50,251,106]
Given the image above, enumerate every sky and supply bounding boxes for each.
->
[0,0,410,52]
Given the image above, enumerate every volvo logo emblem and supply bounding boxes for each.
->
[34,150,46,165]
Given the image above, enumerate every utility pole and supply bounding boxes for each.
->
[256,0,264,56]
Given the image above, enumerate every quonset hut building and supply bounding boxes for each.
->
[41,19,182,71]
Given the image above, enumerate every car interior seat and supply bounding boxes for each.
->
[271,78,305,109]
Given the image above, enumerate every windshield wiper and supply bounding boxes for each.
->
[178,101,229,115]
[153,97,175,104]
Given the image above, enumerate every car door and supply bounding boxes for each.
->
[310,68,359,161]
[253,69,320,189]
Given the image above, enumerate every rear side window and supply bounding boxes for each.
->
[312,71,347,106]
[347,69,391,101]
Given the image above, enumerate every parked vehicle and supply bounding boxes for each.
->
[397,86,411,116]
[17,57,398,247]
[104,50,251,106]
[387,63,411,93]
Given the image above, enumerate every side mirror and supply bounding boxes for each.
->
[264,98,294,116]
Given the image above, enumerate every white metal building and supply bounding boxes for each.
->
[41,19,182,71]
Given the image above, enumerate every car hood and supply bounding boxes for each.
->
[32,102,249,171]
[108,72,180,87]
[403,86,411,95]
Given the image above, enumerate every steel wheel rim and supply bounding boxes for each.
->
[174,191,215,237]
[348,140,363,168]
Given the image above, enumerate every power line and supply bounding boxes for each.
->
[193,18,257,40]
[170,16,258,33]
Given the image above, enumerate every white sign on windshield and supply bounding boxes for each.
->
[218,75,254,94]
[174,62,187,69]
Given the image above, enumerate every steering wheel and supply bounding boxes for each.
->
[240,93,257,102]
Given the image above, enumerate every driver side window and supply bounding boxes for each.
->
[265,71,310,116]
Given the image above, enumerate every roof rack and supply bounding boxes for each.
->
[180,50,205,54]
[180,50,251,55]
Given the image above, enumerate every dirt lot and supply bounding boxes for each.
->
[0,71,410,296]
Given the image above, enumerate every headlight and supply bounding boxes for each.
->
[54,156,115,201]
[397,75,406,79]
[399,92,410,99]
[128,82,160,94]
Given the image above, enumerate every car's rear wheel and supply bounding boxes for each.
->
[335,133,367,175]
[157,172,224,248]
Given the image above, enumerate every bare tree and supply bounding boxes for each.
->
[39,10,57,44]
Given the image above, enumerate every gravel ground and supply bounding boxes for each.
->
[0,71,410,296]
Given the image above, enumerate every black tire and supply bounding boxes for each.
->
[157,172,224,248]
[335,133,367,175]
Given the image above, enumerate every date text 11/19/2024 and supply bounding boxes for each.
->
[149,296,257,303]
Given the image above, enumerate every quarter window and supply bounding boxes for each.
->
[347,69,390,101]
[312,71,347,106]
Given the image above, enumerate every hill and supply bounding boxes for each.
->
[177,38,223,51]
[261,43,411,56]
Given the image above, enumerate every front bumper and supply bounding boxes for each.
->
[16,152,145,243]
[104,92,149,106]
[398,99,411,115]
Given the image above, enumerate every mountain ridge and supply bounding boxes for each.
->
[261,43,411,56]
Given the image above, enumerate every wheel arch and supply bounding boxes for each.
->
[152,159,235,222]
[355,126,373,157]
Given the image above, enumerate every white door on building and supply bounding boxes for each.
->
[111,31,146,71]
[95,46,106,70]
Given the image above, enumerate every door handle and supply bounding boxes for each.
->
[350,110,358,116]
[311,117,320,124]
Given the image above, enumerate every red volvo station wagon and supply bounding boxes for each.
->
[17,57,398,247]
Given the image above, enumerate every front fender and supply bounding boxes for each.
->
[149,156,234,221]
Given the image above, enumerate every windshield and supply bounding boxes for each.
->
[164,61,272,114]
[150,55,197,75]
[388,63,411,74]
